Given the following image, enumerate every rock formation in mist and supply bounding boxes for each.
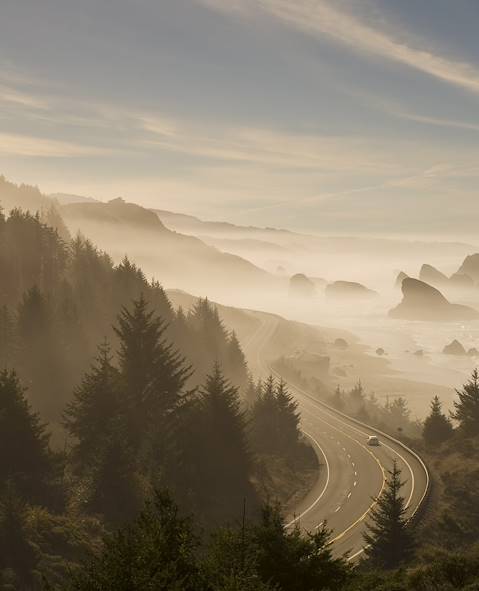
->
[449,272,475,288]
[456,253,479,283]
[325,281,377,299]
[419,264,449,288]
[395,271,409,287]
[389,278,479,321]
[334,338,348,349]
[443,340,467,355]
[289,273,315,298]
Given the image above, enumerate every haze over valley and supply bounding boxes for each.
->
[2,2,479,589]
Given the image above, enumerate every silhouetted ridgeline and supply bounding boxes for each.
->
[0,207,251,425]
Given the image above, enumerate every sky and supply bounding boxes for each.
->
[1,0,479,237]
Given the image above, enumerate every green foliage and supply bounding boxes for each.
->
[180,364,258,524]
[0,370,59,507]
[422,395,453,446]
[0,487,37,589]
[68,493,349,591]
[250,376,301,458]
[64,342,121,476]
[67,491,205,591]
[252,504,349,591]
[451,369,479,436]
[0,305,15,369]
[0,210,251,425]
[363,461,415,569]
[114,294,191,452]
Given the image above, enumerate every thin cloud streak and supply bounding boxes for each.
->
[0,133,121,158]
[200,0,479,95]
[142,116,400,173]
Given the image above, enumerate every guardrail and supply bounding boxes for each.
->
[269,367,431,526]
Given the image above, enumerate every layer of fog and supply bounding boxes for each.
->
[59,201,479,420]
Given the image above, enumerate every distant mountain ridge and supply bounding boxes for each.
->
[60,197,275,297]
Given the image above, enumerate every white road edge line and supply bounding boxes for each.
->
[285,429,331,528]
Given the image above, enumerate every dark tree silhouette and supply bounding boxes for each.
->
[114,295,191,451]
[451,369,479,436]
[68,491,204,591]
[423,395,453,446]
[253,503,349,591]
[0,369,56,506]
[64,341,121,476]
[0,486,37,588]
[275,379,301,455]
[0,305,15,369]
[364,460,415,569]
[226,331,248,389]
[192,364,257,522]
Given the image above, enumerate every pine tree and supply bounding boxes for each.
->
[226,331,248,390]
[0,305,15,369]
[114,295,191,450]
[331,385,344,411]
[68,490,205,590]
[349,380,365,413]
[386,397,411,431]
[193,364,256,522]
[186,299,229,381]
[0,370,55,505]
[16,285,67,420]
[253,503,349,591]
[451,369,479,436]
[64,341,121,475]
[363,460,415,569]
[86,422,141,525]
[249,376,277,455]
[275,379,301,455]
[423,396,453,446]
[0,485,37,588]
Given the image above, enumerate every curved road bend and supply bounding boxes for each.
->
[243,314,429,560]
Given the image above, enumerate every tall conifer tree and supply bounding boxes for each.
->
[363,460,415,569]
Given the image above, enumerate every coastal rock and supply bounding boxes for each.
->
[456,253,479,283]
[395,271,409,288]
[443,340,467,355]
[419,264,449,287]
[389,278,479,321]
[325,281,377,299]
[289,273,315,298]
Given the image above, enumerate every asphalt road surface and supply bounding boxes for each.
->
[243,314,429,560]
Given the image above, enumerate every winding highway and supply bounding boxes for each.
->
[243,314,429,560]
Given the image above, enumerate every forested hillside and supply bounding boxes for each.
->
[0,207,251,426]
[0,205,315,588]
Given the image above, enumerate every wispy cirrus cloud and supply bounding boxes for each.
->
[0,84,48,109]
[199,0,479,95]
[0,132,120,158]
[141,115,399,173]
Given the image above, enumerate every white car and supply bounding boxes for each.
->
[367,435,380,446]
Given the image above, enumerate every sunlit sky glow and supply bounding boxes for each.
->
[1,0,479,236]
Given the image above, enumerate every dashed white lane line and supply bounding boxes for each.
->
[354,471,358,476]
[347,492,352,499]
[334,506,341,513]
[353,481,357,487]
